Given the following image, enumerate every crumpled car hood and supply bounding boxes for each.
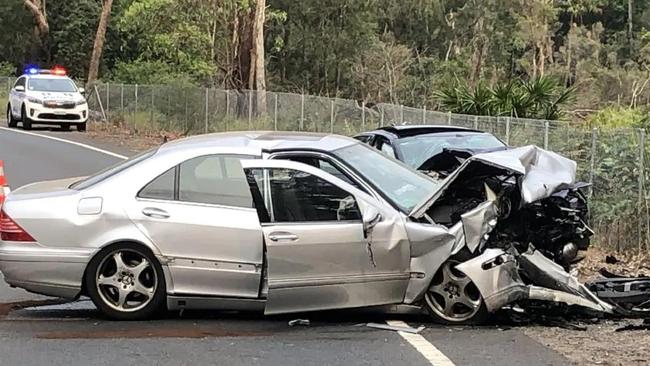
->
[409,145,577,218]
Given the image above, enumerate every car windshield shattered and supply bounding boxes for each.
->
[28,78,78,93]
[395,132,506,169]
[333,143,439,212]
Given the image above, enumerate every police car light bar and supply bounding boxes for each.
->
[51,66,67,76]
[23,65,67,76]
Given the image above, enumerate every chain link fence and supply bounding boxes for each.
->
[1,77,649,252]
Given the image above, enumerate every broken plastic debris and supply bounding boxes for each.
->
[366,322,425,334]
[288,319,310,326]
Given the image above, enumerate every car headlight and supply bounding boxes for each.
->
[27,96,43,104]
[75,99,87,106]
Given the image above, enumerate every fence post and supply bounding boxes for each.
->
[300,93,305,131]
[447,111,452,125]
[274,93,278,131]
[474,115,478,129]
[184,93,188,132]
[248,91,253,129]
[422,105,426,124]
[361,101,365,130]
[638,129,646,251]
[400,105,404,124]
[330,100,335,133]
[106,83,110,119]
[134,84,138,130]
[505,117,511,145]
[150,86,155,129]
[225,90,230,118]
[120,84,124,117]
[205,88,209,133]
[380,106,384,127]
[544,121,550,149]
[589,128,597,198]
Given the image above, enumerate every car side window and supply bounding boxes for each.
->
[277,155,366,192]
[139,167,176,200]
[14,77,25,89]
[377,138,396,158]
[178,155,253,208]
[248,168,361,223]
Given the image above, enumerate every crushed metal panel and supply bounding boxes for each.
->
[460,201,498,253]
[455,249,528,312]
[409,145,578,218]
[402,222,457,304]
[527,286,612,313]
[455,248,614,313]
[473,146,577,204]
[519,249,585,296]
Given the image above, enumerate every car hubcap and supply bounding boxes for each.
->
[425,260,482,322]
[95,250,157,312]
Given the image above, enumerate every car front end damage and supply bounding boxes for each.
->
[407,146,612,318]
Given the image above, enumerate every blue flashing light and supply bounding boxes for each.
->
[24,64,40,75]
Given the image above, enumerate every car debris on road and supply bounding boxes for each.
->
[366,322,425,334]
[288,319,310,326]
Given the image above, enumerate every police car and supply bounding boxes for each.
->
[6,66,88,131]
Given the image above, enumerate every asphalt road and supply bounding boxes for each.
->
[0,124,569,366]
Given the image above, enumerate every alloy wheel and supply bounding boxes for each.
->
[95,249,158,313]
[425,260,483,323]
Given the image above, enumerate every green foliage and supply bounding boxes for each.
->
[110,60,196,86]
[436,76,575,120]
[588,106,650,129]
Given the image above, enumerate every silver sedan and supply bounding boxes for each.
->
[0,132,611,322]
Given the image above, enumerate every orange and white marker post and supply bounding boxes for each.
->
[0,160,8,209]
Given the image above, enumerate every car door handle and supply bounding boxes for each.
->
[268,232,299,242]
[142,207,170,219]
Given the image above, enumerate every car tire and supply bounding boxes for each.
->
[61,123,71,131]
[77,122,87,132]
[21,106,32,130]
[7,105,17,128]
[86,243,166,320]
[423,251,489,325]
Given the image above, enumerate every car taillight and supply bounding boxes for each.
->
[0,210,35,242]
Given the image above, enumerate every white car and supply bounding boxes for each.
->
[6,67,88,131]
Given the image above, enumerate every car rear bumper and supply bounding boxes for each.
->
[0,242,92,299]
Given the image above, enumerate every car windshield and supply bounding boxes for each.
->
[28,78,77,93]
[334,143,439,213]
[70,149,157,190]
[395,133,506,169]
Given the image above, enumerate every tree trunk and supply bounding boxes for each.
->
[628,0,634,55]
[233,8,253,90]
[23,0,48,36]
[23,0,49,60]
[87,0,114,87]
[248,0,266,115]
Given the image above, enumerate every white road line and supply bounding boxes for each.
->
[0,126,127,160]
[386,320,456,366]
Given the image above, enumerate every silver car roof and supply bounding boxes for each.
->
[158,131,358,155]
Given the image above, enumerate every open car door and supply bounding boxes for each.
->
[240,159,411,314]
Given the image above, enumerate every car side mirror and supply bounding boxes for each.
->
[362,206,382,238]
[14,85,24,92]
[78,87,85,94]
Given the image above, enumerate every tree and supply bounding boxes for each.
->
[22,0,49,59]
[87,0,114,86]
[249,0,267,114]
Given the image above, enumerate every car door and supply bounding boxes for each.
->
[240,159,411,314]
[129,154,264,299]
[10,77,25,115]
